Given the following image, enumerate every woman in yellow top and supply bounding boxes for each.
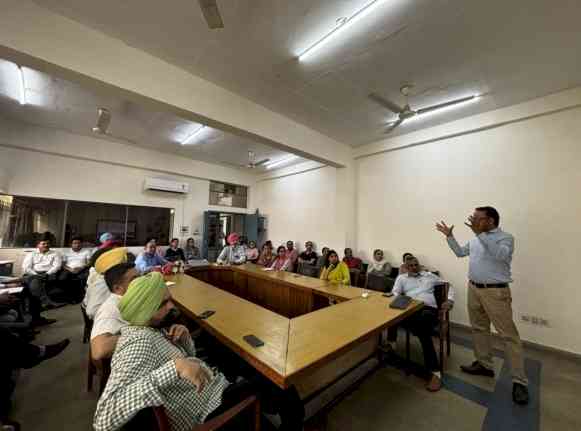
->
[320,250,351,286]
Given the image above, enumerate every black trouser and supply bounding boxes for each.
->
[388,307,440,372]
[0,329,42,419]
[57,268,89,303]
[22,273,57,306]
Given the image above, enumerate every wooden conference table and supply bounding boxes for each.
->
[168,263,422,399]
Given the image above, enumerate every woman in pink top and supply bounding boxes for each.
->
[270,246,291,271]
[245,240,259,263]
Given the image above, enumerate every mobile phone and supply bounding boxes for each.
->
[382,292,394,297]
[243,334,265,348]
[198,310,215,319]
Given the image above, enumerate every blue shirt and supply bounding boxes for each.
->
[447,228,514,284]
[135,252,167,274]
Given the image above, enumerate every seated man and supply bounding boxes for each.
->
[90,258,139,360]
[216,233,246,265]
[388,257,454,392]
[343,248,362,270]
[135,241,168,274]
[83,247,126,319]
[59,236,91,303]
[284,241,299,272]
[165,238,186,262]
[21,239,63,309]
[93,272,230,431]
[298,241,317,266]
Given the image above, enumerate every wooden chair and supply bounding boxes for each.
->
[87,348,111,395]
[81,304,93,344]
[404,282,451,372]
[151,394,260,431]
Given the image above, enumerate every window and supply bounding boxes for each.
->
[209,181,247,208]
[0,193,174,248]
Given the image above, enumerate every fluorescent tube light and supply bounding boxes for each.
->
[18,65,26,105]
[181,125,206,145]
[265,155,299,170]
[298,0,386,61]
[405,95,480,123]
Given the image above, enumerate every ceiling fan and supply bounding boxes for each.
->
[198,0,224,29]
[369,85,478,133]
[244,151,270,169]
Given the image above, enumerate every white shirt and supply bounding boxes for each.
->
[90,294,127,340]
[83,267,111,319]
[392,271,454,309]
[22,249,62,275]
[63,248,91,270]
[216,245,246,265]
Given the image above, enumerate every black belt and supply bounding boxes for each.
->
[470,280,508,289]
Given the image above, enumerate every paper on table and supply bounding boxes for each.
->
[262,268,274,271]
[0,287,24,294]
[165,281,176,287]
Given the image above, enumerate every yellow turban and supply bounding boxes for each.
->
[95,247,128,274]
[118,272,166,326]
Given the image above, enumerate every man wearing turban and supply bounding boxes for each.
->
[216,232,246,265]
[93,272,230,431]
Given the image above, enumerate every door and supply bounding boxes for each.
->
[244,211,259,244]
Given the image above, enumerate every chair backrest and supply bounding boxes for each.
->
[366,272,390,292]
[349,268,361,287]
[298,262,319,278]
[433,282,449,309]
[389,267,400,279]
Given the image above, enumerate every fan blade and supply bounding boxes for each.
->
[198,0,224,29]
[95,108,111,132]
[254,158,270,167]
[368,93,404,114]
[416,95,477,115]
[384,118,403,133]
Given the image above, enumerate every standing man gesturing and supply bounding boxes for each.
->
[436,206,529,405]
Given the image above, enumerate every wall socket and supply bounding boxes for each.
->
[519,313,550,327]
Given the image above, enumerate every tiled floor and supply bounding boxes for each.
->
[9,305,581,430]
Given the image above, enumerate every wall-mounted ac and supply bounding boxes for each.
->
[144,177,190,194]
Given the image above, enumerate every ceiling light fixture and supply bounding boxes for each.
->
[264,155,299,170]
[404,95,480,123]
[181,125,206,145]
[298,0,386,61]
[17,65,26,105]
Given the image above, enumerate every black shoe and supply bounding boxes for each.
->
[42,339,70,361]
[460,361,495,377]
[42,301,66,310]
[512,383,529,405]
[0,418,21,431]
[32,317,57,327]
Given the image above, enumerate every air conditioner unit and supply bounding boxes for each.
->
[144,178,190,194]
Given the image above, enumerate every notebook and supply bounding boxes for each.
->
[389,295,412,310]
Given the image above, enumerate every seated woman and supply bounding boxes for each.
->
[399,252,415,275]
[245,240,259,263]
[216,233,246,265]
[343,248,362,270]
[183,238,201,261]
[320,250,351,286]
[257,242,274,267]
[367,249,392,275]
[270,246,291,271]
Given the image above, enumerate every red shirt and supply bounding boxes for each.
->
[343,257,362,269]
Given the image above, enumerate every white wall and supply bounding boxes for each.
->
[355,92,581,354]
[255,161,356,254]
[0,117,256,254]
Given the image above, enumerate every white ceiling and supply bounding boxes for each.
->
[0,58,304,170]
[29,0,581,146]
